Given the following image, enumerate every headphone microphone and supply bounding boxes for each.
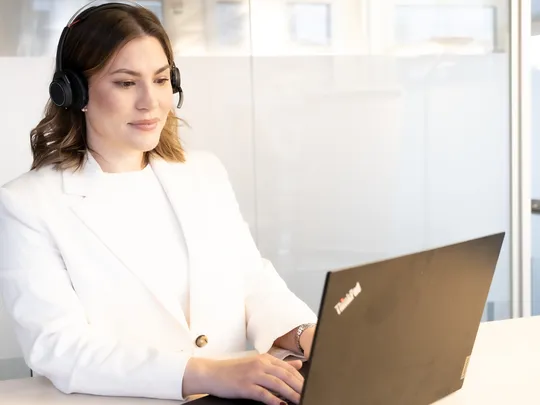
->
[49,0,184,111]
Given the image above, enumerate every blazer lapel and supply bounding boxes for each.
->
[149,158,200,260]
[63,154,193,331]
[150,157,211,333]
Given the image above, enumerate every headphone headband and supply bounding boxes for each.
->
[55,1,143,73]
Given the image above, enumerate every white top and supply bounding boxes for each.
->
[100,164,190,326]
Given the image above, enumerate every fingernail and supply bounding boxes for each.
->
[280,402,287,405]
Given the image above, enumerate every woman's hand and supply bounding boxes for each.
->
[183,354,304,405]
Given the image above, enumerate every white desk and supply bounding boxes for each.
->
[435,315,540,404]
[2,316,540,404]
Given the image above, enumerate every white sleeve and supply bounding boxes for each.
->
[204,155,318,354]
[0,187,191,401]
[244,257,318,354]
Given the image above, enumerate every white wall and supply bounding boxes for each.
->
[0,57,52,365]
[245,54,510,314]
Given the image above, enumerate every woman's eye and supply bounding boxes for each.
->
[114,78,169,88]
[115,81,135,88]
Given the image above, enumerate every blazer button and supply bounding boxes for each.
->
[195,335,208,348]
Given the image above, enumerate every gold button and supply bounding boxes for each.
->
[195,335,208,348]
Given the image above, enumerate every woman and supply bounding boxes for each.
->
[0,2,317,404]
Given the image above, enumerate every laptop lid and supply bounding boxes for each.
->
[300,232,504,405]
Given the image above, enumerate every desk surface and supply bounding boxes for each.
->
[2,316,540,404]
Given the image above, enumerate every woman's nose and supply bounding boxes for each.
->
[136,83,159,110]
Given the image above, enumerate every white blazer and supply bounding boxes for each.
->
[0,151,317,401]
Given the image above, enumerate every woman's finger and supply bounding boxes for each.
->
[266,356,304,383]
[255,373,302,405]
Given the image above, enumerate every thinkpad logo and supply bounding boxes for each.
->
[334,282,362,315]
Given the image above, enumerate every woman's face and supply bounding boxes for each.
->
[85,36,173,170]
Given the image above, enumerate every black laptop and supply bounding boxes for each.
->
[191,232,505,405]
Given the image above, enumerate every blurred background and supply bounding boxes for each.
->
[0,0,536,381]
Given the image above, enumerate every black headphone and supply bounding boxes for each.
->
[49,0,184,111]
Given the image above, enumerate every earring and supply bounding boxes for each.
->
[81,106,88,112]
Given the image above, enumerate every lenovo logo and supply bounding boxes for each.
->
[334,282,362,315]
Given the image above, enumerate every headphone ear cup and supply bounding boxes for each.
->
[171,66,182,94]
[49,72,73,108]
[171,66,183,109]
[48,70,88,110]
[65,70,88,111]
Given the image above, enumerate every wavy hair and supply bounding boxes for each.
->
[30,4,185,171]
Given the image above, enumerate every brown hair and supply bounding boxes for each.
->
[30,4,185,171]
